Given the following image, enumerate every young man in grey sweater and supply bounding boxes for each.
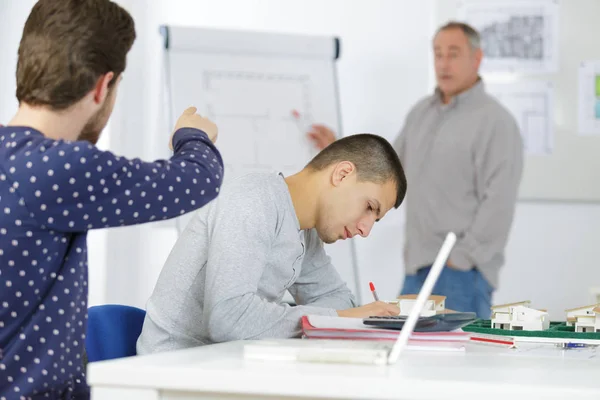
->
[308,22,524,319]
[137,134,407,354]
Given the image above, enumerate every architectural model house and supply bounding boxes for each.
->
[491,301,549,331]
[508,306,550,331]
[398,295,446,317]
[565,304,600,326]
[490,301,531,329]
[565,304,600,333]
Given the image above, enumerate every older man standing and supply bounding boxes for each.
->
[308,22,523,318]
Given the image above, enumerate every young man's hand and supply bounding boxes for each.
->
[170,106,218,149]
[337,301,400,318]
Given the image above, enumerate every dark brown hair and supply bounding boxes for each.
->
[16,0,136,110]
[307,134,407,208]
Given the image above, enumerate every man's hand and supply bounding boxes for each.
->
[170,106,218,150]
[307,124,336,150]
[337,301,400,318]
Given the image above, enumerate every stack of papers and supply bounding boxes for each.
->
[301,315,471,343]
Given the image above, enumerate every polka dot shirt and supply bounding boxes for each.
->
[0,126,224,399]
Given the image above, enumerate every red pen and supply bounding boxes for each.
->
[369,281,380,301]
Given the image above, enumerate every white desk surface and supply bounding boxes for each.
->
[87,339,600,400]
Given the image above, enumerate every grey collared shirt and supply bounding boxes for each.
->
[137,172,356,355]
[394,80,524,288]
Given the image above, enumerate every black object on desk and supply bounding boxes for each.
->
[363,312,478,332]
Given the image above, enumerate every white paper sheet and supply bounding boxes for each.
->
[487,81,554,155]
[509,342,600,360]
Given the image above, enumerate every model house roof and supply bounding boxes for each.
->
[439,308,458,314]
[512,305,547,316]
[491,301,531,310]
[398,294,446,305]
[565,304,600,312]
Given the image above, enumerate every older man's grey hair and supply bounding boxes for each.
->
[435,21,481,50]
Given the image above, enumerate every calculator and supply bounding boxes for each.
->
[363,312,477,332]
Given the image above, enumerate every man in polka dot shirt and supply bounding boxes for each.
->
[0,1,224,399]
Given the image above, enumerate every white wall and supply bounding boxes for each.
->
[498,203,600,320]
[0,0,34,124]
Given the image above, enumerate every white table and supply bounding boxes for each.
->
[87,339,600,400]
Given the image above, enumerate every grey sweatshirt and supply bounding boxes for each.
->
[394,80,524,288]
[137,172,356,355]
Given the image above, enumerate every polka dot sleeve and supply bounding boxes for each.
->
[2,127,224,231]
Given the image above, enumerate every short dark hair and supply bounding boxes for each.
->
[435,21,481,50]
[16,0,136,110]
[306,134,407,208]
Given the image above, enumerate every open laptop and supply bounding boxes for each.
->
[243,232,457,365]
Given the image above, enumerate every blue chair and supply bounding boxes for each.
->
[85,304,146,362]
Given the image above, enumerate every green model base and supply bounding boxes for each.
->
[463,320,600,340]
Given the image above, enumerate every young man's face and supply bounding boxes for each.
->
[315,172,397,244]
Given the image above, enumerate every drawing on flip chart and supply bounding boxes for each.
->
[201,70,317,183]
